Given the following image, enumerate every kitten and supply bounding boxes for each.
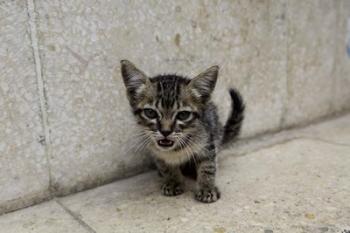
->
[121,60,245,203]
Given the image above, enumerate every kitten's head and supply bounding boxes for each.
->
[121,60,218,152]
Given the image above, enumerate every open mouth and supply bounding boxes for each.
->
[157,139,174,147]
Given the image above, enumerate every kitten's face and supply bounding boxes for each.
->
[121,60,218,152]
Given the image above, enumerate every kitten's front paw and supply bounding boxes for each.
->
[161,182,184,196]
[195,186,221,203]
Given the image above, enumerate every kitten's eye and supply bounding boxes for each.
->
[177,111,191,121]
[143,108,158,119]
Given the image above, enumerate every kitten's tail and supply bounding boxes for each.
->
[222,88,245,145]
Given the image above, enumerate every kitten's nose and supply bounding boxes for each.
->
[160,130,172,137]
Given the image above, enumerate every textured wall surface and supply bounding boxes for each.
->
[283,1,337,127]
[0,0,50,213]
[35,0,288,194]
[0,0,350,213]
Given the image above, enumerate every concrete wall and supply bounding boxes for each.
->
[1,0,349,214]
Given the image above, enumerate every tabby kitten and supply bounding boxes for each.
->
[121,60,245,203]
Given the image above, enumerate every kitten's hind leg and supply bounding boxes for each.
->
[195,147,220,203]
[154,158,184,196]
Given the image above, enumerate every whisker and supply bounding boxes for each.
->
[176,136,192,165]
[177,135,198,168]
[129,130,155,154]
[134,133,153,153]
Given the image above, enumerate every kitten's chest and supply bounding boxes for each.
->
[150,145,204,165]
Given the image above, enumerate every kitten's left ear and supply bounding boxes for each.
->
[188,65,219,103]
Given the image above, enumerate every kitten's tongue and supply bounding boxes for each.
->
[158,139,174,147]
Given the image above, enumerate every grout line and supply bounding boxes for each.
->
[279,0,290,128]
[329,1,341,113]
[26,0,53,194]
[55,199,97,233]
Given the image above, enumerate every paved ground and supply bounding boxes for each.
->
[1,115,350,233]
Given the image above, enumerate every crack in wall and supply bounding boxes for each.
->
[26,0,53,196]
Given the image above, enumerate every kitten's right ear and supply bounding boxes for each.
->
[120,60,149,103]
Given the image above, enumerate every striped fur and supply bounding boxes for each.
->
[121,60,245,203]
